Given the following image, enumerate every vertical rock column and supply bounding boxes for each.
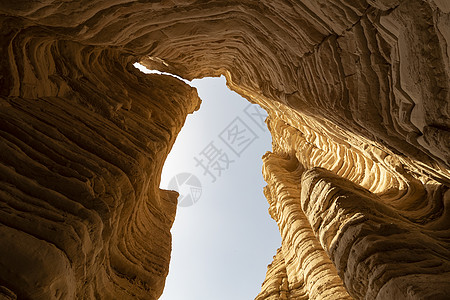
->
[257,112,450,299]
[257,153,352,300]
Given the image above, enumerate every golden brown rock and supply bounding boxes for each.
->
[0,37,201,298]
[0,0,449,299]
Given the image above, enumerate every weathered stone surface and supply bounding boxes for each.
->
[0,0,449,299]
[0,28,201,298]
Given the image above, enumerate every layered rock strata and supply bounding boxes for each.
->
[257,114,450,299]
[0,28,201,298]
[0,0,449,299]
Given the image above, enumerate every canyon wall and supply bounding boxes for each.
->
[0,0,449,299]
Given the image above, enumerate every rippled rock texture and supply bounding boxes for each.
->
[0,0,449,299]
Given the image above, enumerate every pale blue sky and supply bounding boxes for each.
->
[134,64,281,300]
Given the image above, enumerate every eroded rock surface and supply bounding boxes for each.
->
[0,0,449,299]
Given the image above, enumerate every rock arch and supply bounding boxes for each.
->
[0,1,449,299]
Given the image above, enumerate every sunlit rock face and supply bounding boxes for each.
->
[0,18,201,298]
[0,0,449,299]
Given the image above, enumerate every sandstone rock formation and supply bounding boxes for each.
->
[0,0,449,299]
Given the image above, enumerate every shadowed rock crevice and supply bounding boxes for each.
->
[0,0,449,299]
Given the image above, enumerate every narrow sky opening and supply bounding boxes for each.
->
[134,63,281,300]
